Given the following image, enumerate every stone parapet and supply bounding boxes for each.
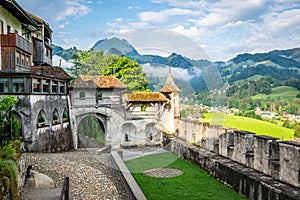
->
[176,118,300,188]
[167,139,300,200]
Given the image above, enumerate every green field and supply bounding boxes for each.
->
[125,152,246,200]
[252,86,299,99]
[200,113,294,140]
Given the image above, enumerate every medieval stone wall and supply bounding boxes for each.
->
[167,139,300,200]
[13,94,71,152]
[175,119,300,189]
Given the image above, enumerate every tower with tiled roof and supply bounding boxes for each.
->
[160,68,180,133]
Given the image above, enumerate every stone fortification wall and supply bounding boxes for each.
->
[175,119,300,189]
[167,139,300,200]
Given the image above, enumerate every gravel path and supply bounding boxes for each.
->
[20,150,134,200]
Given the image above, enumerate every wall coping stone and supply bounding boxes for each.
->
[111,151,147,200]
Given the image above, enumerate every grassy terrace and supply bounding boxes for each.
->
[200,113,294,140]
[125,152,246,200]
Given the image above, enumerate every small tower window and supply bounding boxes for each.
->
[141,104,146,111]
[79,92,85,100]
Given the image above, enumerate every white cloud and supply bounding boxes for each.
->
[56,1,91,22]
[151,0,207,9]
[139,8,201,24]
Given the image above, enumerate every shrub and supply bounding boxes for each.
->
[38,116,45,123]
[294,125,300,138]
[53,114,59,120]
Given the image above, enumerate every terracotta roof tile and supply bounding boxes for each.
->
[71,76,127,89]
[31,66,72,80]
[125,92,166,102]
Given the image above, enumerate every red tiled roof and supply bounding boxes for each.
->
[31,66,72,80]
[71,76,127,89]
[124,92,167,102]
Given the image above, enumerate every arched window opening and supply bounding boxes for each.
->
[62,108,69,123]
[37,110,47,128]
[52,109,59,125]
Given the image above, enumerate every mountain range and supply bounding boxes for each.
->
[53,38,300,94]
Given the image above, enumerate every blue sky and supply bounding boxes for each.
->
[17,0,300,61]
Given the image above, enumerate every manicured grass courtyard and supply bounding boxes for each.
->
[125,152,246,200]
[200,113,294,140]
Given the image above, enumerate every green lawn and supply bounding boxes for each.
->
[252,86,299,99]
[125,152,246,200]
[200,113,294,140]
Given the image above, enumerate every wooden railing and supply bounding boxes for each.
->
[1,33,32,54]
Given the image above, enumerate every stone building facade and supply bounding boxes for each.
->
[0,0,72,152]
[69,73,180,148]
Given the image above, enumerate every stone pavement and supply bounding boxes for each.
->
[20,150,134,200]
[143,168,183,178]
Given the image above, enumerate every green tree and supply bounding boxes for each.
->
[70,50,149,92]
[294,125,300,138]
[103,56,149,92]
[0,96,20,146]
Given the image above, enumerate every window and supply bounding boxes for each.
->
[79,92,85,100]
[141,104,147,111]
[52,109,59,124]
[52,81,58,93]
[21,54,25,66]
[98,92,102,100]
[25,56,30,67]
[12,78,24,93]
[32,78,41,93]
[7,25,11,34]
[37,110,47,127]
[59,82,65,94]
[16,52,20,65]
[42,79,50,93]
[0,78,8,92]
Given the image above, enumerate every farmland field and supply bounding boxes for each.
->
[200,112,294,140]
[252,86,299,99]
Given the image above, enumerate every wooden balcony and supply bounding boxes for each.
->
[1,33,33,54]
[32,37,52,66]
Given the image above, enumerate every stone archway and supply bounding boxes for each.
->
[121,123,137,142]
[77,114,106,148]
[146,123,159,142]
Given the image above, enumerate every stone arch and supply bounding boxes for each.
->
[76,113,106,148]
[146,123,158,142]
[52,108,59,124]
[37,109,47,126]
[121,123,136,142]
